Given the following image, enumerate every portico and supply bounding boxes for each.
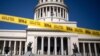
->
[0,40,25,55]
[36,36,68,55]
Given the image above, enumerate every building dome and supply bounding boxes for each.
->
[34,0,69,22]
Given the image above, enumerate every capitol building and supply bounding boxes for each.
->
[0,0,100,56]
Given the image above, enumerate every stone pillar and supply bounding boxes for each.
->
[57,7,58,18]
[46,7,47,17]
[88,43,92,56]
[9,41,11,47]
[48,37,50,55]
[19,41,22,55]
[14,41,16,55]
[83,43,85,56]
[54,37,57,55]
[65,9,68,20]
[67,12,69,20]
[49,6,51,17]
[2,40,6,55]
[53,6,55,17]
[25,41,27,53]
[36,10,37,19]
[60,8,61,18]
[68,38,71,55]
[63,8,64,18]
[41,37,44,54]
[42,8,44,17]
[43,0,45,2]
[37,9,40,18]
[39,0,41,3]
[35,37,37,54]
[94,43,97,56]
[61,37,64,55]
[9,41,11,54]
[53,6,56,17]
[40,9,41,18]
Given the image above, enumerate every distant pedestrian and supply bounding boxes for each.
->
[4,45,9,56]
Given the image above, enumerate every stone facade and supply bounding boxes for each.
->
[0,0,100,56]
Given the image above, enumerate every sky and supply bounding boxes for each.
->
[0,0,100,30]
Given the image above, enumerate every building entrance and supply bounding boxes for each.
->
[37,36,68,55]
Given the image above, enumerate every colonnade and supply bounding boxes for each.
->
[35,6,68,20]
[0,40,25,55]
[79,42,100,56]
[36,36,68,55]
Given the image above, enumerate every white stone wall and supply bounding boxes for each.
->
[0,30,26,38]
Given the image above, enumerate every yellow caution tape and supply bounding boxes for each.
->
[0,14,100,36]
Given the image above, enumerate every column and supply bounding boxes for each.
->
[41,37,44,54]
[36,10,38,19]
[54,37,57,55]
[43,0,45,2]
[9,41,11,54]
[51,6,54,21]
[57,7,58,18]
[46,7,47,17]
[2,40,6,55]
[34,12,36,19]
[67,12,69,20]
[83,43,85,56]
[53,6,55,17]
[38,9,40,19]
[14,41,16,55]
[88,43,92,56]
[35,37,37,54]
[25,41,27,53]
[60,8,61,18]
[19,41,22,55]
[9,41,11,47]
[65,9,68,20]
[64,9,65,18]
[65,10,66,19]
[39,0,41,3]
[42,8,44,17]
[36,10,37,19]
[68,38,71,55]
[63,8,64,18]
[94,43,98,56]
[49,6,51,17]
[39,8,41,18]
[48,37,50,55]
[61,37,64,55]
